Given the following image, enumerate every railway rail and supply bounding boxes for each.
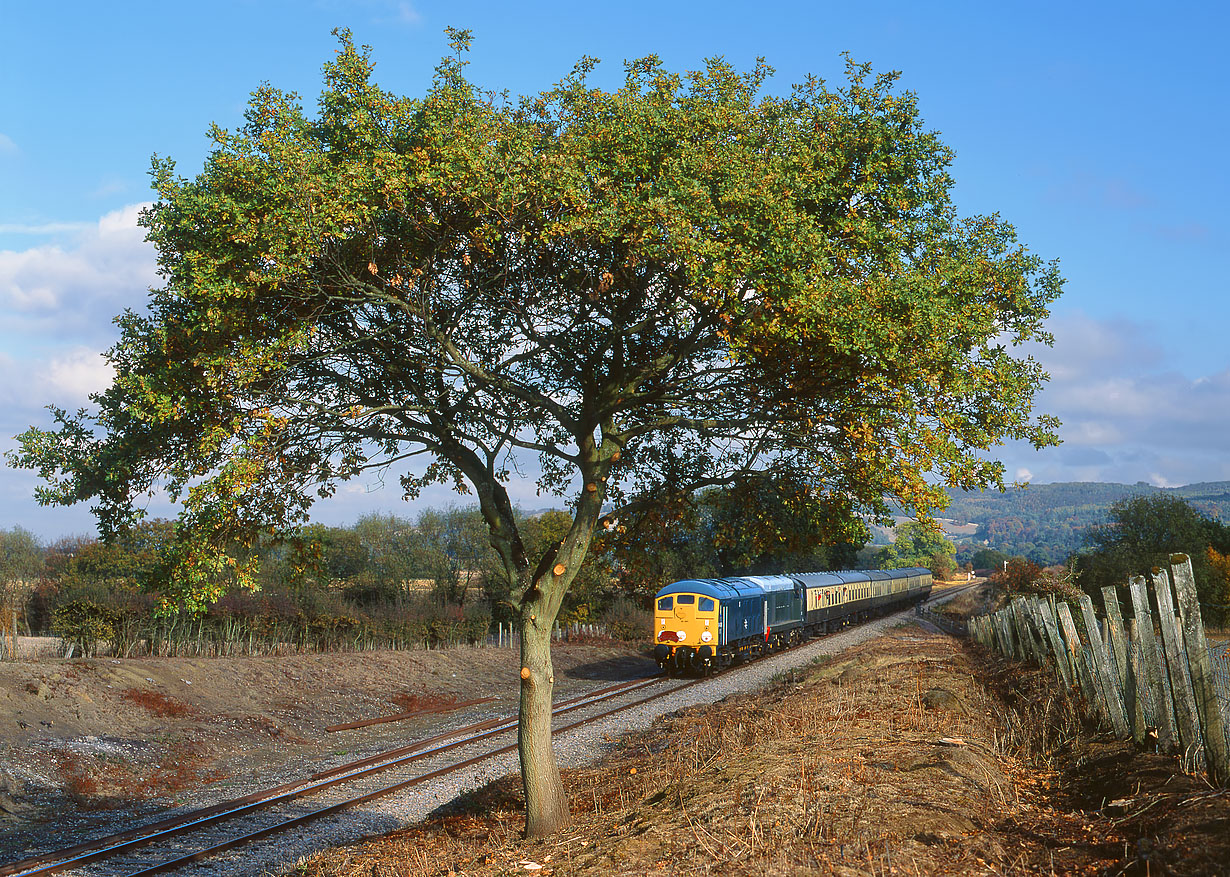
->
[3,591,965,877]
[1,674,699,877]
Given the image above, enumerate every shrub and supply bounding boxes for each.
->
[462,603,492,644]
[600,596,651,642]
[990,558,1042,594]
[51,599,117,656]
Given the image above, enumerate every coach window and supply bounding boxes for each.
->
[657,597,673,611]
[699,598,715,612]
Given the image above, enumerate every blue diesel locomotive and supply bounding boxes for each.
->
[652,567,933,674]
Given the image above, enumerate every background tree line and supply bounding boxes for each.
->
[0,506,626,658]
[2,482,911,658]
[10,486,1224,659]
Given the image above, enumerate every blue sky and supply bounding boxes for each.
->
[3,0,1228,539]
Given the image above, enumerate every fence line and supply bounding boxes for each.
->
[489,621,609,648]
[914,604,969,638]
[968,553,1230,787]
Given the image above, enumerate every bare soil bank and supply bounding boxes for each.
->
[302,627,1230,876]
[0,639,652,858]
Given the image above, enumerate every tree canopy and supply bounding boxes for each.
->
[869,520,955,574]
[0,527,43,588]
[8,31,1062,834]
[1076,494,1230,624]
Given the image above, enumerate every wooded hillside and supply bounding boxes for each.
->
[944,481,1230,564]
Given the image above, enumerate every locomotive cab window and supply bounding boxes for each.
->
[699,598,715,612]
[676,595,695,604]
[657,597,673,611]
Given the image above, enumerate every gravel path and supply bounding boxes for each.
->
[64,608,917,877]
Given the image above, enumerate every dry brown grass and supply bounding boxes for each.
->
[390,691,460,712]
[298,628,1105,876]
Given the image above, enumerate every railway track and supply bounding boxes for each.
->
[4,595,965,877]
[0,673,701,877]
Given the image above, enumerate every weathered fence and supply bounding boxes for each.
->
[968,553,1230,786]
[915,604,970,638]
[490,621,609,648]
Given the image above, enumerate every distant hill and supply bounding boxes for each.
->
[939,481,1230,566]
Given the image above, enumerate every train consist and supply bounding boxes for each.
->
[652,567,933,674]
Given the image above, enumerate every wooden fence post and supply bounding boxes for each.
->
[1128,575,1176,750]
[1102,584,1137,738]
[1028,599,1054,666]
[1030,602,1052,665]
[1169,554,1230,785]
[1012,599,1042,666]
[974,616,991,648]
[986,614,999,650]
[1151,567,1203,758]
[1036,597,1073,687]
[1057,602,1099,711]
[996,609,1017,658]
[1126,617,1147,746]
[1078,593,1130,736]
[984,612,1000,653]
[1101,586,1130,692]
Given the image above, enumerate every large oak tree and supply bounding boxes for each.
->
[9,31,1062,835]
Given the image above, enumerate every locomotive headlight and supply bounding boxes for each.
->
[701,631,712,643]
[676,630,687,641]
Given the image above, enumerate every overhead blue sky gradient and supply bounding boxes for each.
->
[3,0,1228,539]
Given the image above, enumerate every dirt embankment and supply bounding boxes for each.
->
[0,640,651,844]
[302,627,1230,877]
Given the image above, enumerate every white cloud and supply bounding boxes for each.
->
[0,203,156,338]
[90,177,129,199]
[1061,419,1125,447]
[0,345,112,410]
[316,0,423,27]
[1033,311,1162,381]
[395,1,422,24]
[995,311,1230,486]
[0,203,158,538]
[1042,166,1152,211]
[97,203,148,237]
[45,348,115,401]
[1155,223,1212,244]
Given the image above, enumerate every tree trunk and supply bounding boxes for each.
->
[444,434,613,837]
[518,593,569,836]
